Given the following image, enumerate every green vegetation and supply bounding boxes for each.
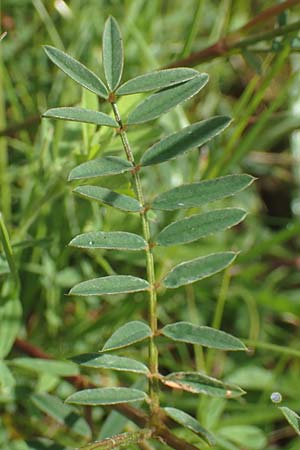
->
[1,1,300,449]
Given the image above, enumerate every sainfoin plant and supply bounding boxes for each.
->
[43,16,254,450]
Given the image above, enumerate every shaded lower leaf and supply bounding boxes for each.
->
[127,74,209,125]
[156,208,246,246]
[163,252,237,288]
[68,156,133,181]
[152,174,254,211]
[164,407,215,446]
[279,406,300,435]
[101,321,152,352]
[218,425,267,450]
[69,231,147,251]
[141,116,231,166]
[66,387,148,405]
[10,358,78,376]
[73,186,142,212]
[69,275,150,296]
[71,353,149,374]
[161,322,247,351]
[161,372,245,398]
[32,393,91,438]
[42,108,117,127]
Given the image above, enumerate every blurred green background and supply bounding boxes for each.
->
[1,0,300,449]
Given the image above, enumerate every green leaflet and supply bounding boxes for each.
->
[102,16,123,91]
[279,407,300,436]
[10,358,79,376]
[152,174,255,211]
[163,407,215,446]
[66,387,148,406]
[163,252,237,288]
[162,372,245,398]
[141,116,231,166]
[0,297,22,358]
[101,321,152,352]
[73,186,142,212]
[69,231,147,251]
[161,322,247,351]
[116,68,201,95]
[44,46,108,99]
[43,107,118,127]
[218,425,267,449]
[32,393,91,438]
[71,353,149,374]
[156,208,246,246]
[68,156,133,180]
[127,74,209,125]
[69,275,150,296]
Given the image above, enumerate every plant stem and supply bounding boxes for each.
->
[110,101,160,418]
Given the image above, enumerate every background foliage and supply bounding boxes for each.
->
[1,1,300,449]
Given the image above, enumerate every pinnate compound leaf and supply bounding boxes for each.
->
[32,393,91,438]
[116,68,201,95]
[279,407,300,435]
[164,407,215,446]
[141,116,231,166]
[43,107,117,127]
[68,156,133,180]
[101,321,152,352]
[152,174,255,211]
[71,353,149,374]
[163,252,237,289]
[69,275,149,296]
[69,231,147,251]
[127,74,209,125]
[66,387,148,406]
[74,186,142,212]
[162,372,245,398]
[161,322,247,351]
[156,208,246,247]
[102,16,123,91]
[44,46,108,99]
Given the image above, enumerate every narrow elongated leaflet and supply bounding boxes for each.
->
[44,46,108,99]
[32,393,91,438]
[101,321,152,352]
[141,116,231,166]
[66,387,148,406]
[163,252,237,288]
[11,358,78,376]
[279,407,300,435]
[161,322,247,351]
[43,107,118,127]
[69,231,147,251]
[164,407,215,446]
[127,74,209,125]
[156,208,246,247]
[73,186,142,212]
[116,68,201,95]
[102,16,123,91]
[152,174,254,211]
[68,156,133,180]
[162,372,245,398]
[69,275,149,296]
[71,353,149,374]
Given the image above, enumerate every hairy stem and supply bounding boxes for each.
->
[110,101,160,418]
